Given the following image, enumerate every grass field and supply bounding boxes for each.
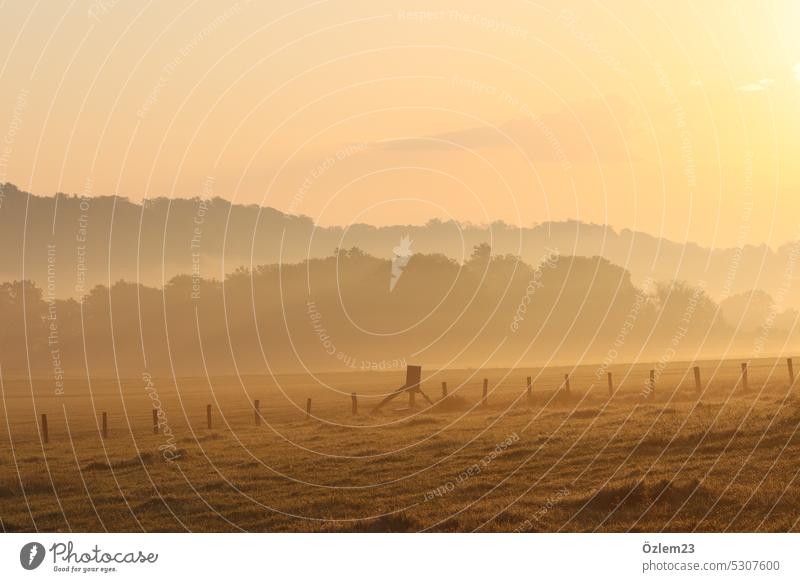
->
[2,358,800,532]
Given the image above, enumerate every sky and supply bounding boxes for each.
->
[0,0,798,248]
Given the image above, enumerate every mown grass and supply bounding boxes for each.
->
[1,360,799,532]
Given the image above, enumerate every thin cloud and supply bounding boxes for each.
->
[738,78,775,92]
[376,94,636,165]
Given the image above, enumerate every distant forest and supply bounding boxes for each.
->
[1,243,797,379]
[1,183,800,311]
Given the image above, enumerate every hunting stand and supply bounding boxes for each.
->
[372,365,433,413]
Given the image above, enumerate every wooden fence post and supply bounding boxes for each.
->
[41,414,48,444]
[649,370,655,399]
[351,393,358,415]
[482,378,488,407]
[564,374,571,395]
[206,404,212,430]
[741,363,749,392]
[694,366,702,394]
[607,372,614,397]
[254,399,261,426]
[441,381,447,398]
[526,376,532,401]
[788,358,795,385]
[102,412,108,439]
[306,398,312,419]
[152,409,159,435]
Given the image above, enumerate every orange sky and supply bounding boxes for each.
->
[0,0,798,248]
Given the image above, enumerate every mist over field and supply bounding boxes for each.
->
[1,186,798,379]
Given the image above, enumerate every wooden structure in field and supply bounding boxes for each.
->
[372,365,433,412]
[33,357,800,445]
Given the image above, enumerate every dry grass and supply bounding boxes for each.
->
[1,358,800,532]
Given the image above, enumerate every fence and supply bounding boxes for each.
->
[36,359,798,444]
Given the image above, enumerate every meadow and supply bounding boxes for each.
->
[1,358,799,532]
